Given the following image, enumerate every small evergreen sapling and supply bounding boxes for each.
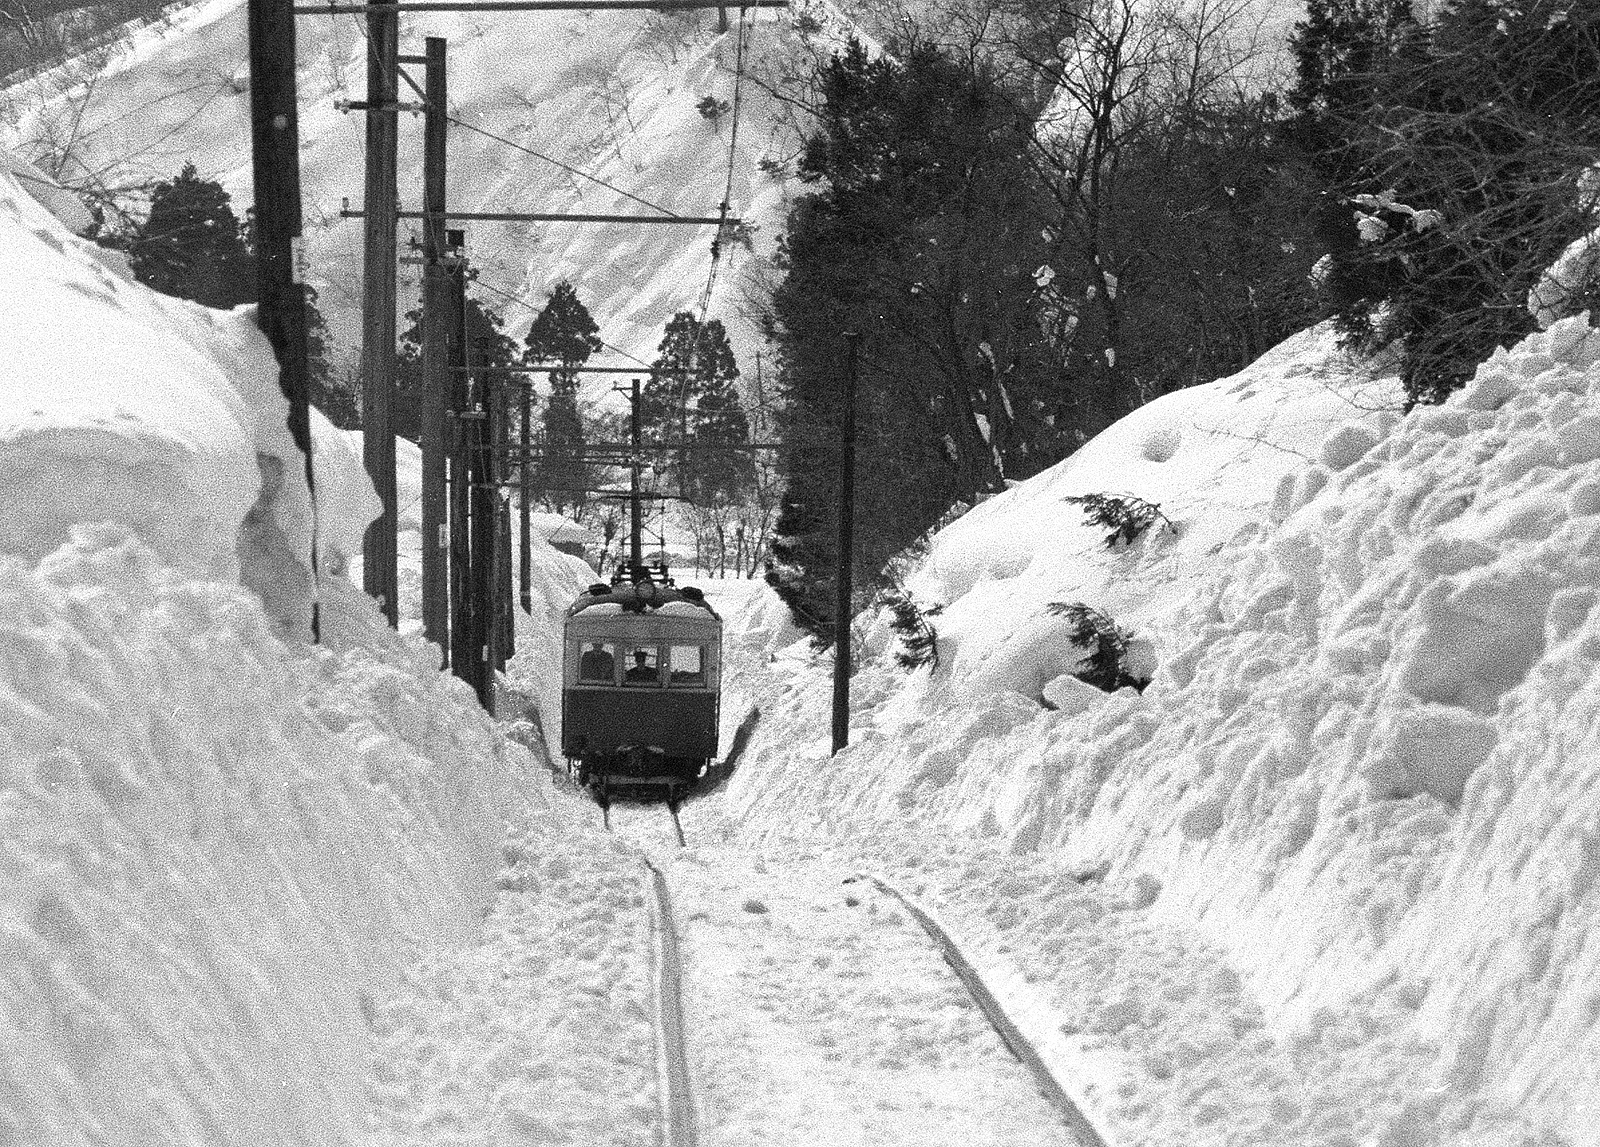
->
[881,586,940,672]
[1046,602,1149,692]
[1065,492,1175,549]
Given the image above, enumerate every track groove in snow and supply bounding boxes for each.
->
[865,873,1112,1147]
[661,835,1085,1147]
[646,857,698,1147]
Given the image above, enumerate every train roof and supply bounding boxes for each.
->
[565,581,722,623]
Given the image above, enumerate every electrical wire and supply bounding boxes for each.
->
[342,6,762,426]
[661,4,752,447]
[471,276,653,371]
[343,10,672,216]
[446,115,683,218]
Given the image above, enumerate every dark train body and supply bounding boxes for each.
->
[561,579,722,801]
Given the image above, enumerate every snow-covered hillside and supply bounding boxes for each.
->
[724,315,1600,1146]
[0,0,796,382]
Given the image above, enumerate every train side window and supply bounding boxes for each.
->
[668,645,705,686]
[578,641,618,684]
[623,646,661,686]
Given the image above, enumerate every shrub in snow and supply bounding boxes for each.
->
[696,94,731,119]
[879,585,940,672]
[1045,601,1149,693]
[1064,492,1175,549]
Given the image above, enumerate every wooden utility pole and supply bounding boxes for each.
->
[360,0,400,626]
[291,0,790,640]
[420,36,451,655]
[831,331,860,756]
[628,376,644,576]
[468,364,497,711]
[495,494,514,666]
[486,374,509,670]
[441,276,502,712]
[248,0,319,641]
[447,232,473,681]
[518,381,533,613]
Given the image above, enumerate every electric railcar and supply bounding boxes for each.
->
[560,577,722,802]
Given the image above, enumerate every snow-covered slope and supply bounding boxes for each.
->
[725,316,1600,1146]
[0,0,795,379]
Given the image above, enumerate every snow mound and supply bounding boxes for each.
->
[728,317,1600,1144]
[0,145,589,1142]
[0,164,375,637]
[0,525,542,1144]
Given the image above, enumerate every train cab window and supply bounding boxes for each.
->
[623,646,661,686]
[578,642,618,684]
[668,645,706,687]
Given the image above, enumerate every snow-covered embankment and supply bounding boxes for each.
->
[0,163,567,1142]
[725,314,1600,1144]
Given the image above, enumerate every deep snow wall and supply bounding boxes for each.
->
[0,532,539,1144]
[727,317,1600,1143]
[0,162,563,1142]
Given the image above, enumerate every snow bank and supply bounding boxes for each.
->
[0,159,580,1141]
[0,524,545,1145]
[0,163,374,641]
[0,167,261,583]
[727,318,1600,1143]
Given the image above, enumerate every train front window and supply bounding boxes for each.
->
[668,645,705,686]
[578,641,618,684]
[623,646,661,686]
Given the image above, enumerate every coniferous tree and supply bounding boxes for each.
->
[644,311,741,494]
[302,286,358,428]
[1294,0,1600,403]
[395,267,523,442]
[765,39,1059,640]
[524,281,603,515]
[99,163,355,425]
[121,162,257,309]
[685,380,752,505]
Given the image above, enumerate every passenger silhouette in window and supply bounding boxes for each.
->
[625,649,659,684]
[579,642,615,683]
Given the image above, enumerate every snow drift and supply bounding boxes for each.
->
[0,158,589,1143]
[728,316,1600,1145]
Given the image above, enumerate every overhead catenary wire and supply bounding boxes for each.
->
[446,115,684,218]
[345,4,762,441]
[662,4,752,447]
[465,276,655,373]
[343,9,673,216]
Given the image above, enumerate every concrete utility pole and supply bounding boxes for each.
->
[420,36,450,655]
[247,0,319,641]
[831,331,860,756]
[359,1,401,626]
